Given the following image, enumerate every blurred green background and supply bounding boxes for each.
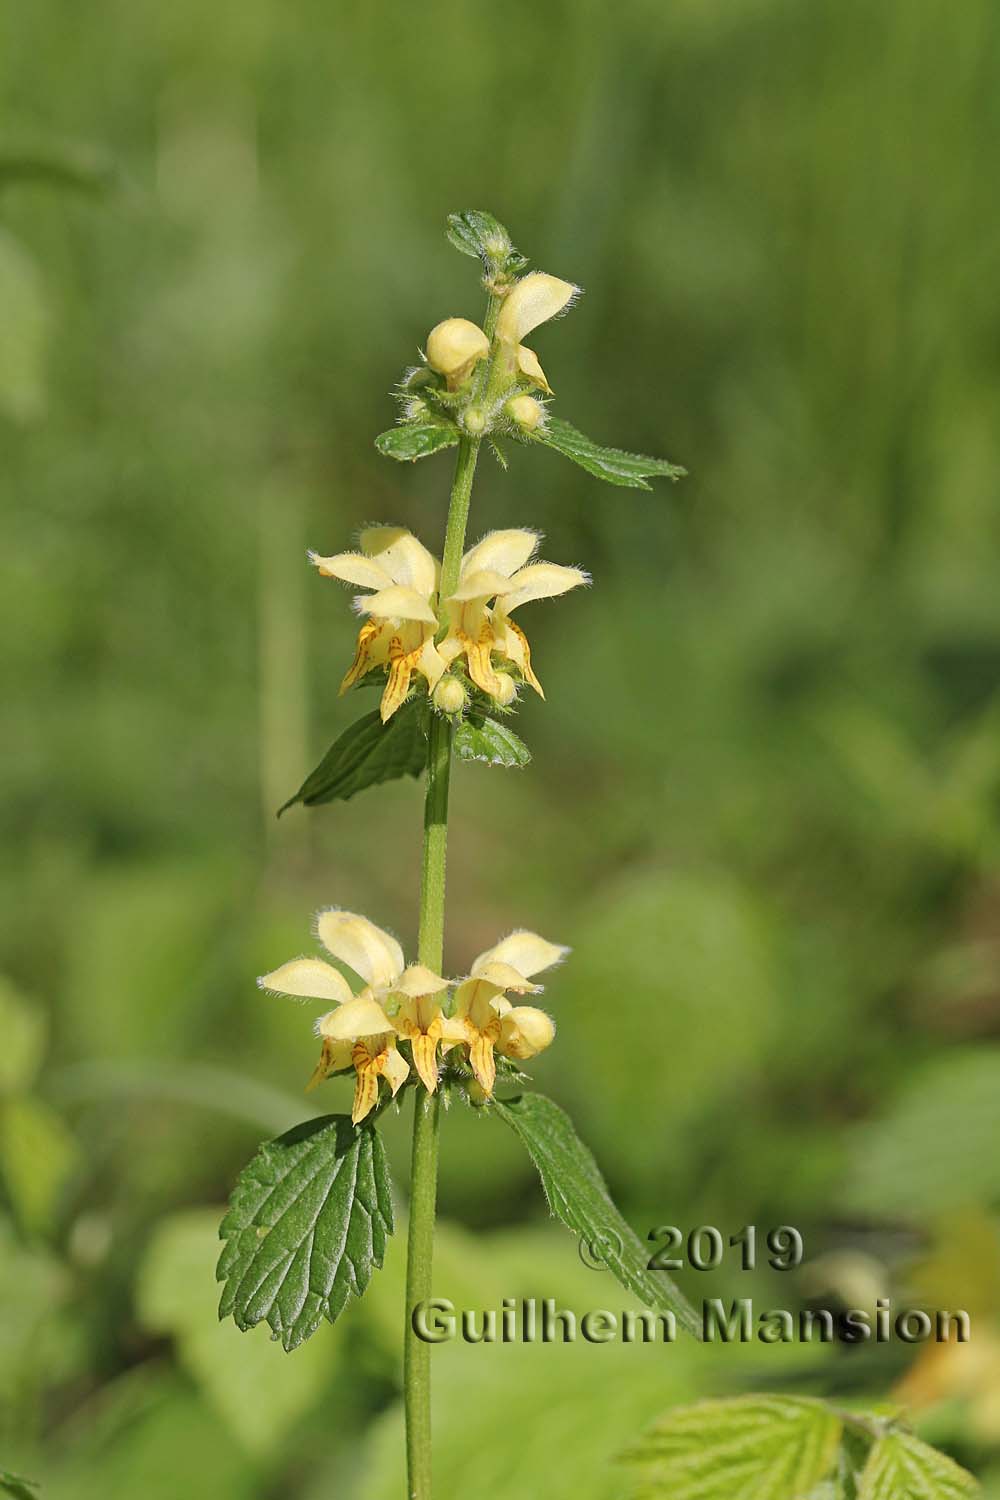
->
[3,0,1000,1494]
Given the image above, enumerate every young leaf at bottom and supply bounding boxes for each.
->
[0,1474,39,1500]
[621,1396,843,1500]
[492,1092,700,1336]
[279,700,427,814]
[453,715,530,768]
[375,422,459,463]
[536,416,685,490]
[217,1114,394,1352]
[857,1430,979,1499]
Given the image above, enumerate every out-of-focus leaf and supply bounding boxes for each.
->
[0,1472,39,1500]
[279,701,427,814]
[374,422,459,462]
[0,142,115,194]
[0,230,48,424]
[492,1093,700,1336]
[218,1114,393,1352]
[535,416,685,489]
[843,1049,1000,1219]
[0,979,46,1093]
[453,715,530,768]
[139,1209,337,1456]
[0,1097,77,1235]
[620,1396,842,1499]
[857,1429,978,1498]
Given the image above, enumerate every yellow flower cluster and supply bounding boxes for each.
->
[259,912,566,1122]
[309,527,588,721]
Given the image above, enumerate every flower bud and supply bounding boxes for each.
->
[433,675,467,716]
[425,318,489,388]
[499,1006,555,1061]
[506,394,544,432]
[462,405,488,436]
[492,672,516,707]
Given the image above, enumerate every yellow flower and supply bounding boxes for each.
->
[425,317,490,389]
[309,527,446,722]
[495,272,580,395]
[441,930,566,1095]
[438,529,588,699]
[258,910,450,1123]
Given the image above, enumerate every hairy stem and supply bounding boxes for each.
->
[403,433,481,1500]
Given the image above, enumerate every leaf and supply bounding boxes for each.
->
[621,1396,843,1499]
[140,1209,337,1455]
[0,1473,39,1500]
[218,1114,394,1353]
[445,208,518,265]
[857,1430,979,1499]
[375,422,459,463]
[492,1093,700,1337]
[453,715,531,768]
[0,229,49,424]
[0,142,115,195]
[0,1096,78,1235]
[0,976,46,1092]
[536,416,685,490]
[279,700,427,814]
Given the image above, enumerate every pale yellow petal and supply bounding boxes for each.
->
[340,619,391,694]
[359,585,438,625]
[351,1058,380,1123]
[439,1014,472,1046]
[258,957,354,1005]
[499,1006,555,1061]
[515,346,552,395]
[468,1031,497,1095]
[381,1044,410,1096]
[318,994,394,1041]
[416,637,447,693]
[395,964,450,998]
[500,563,589,614]
[306,1037,353,1092]
[424,318,489,381]
[472,931,569,980]
[497,273,580,344]
[315,910,405,990]
[308,550,392,590]
[448,569,517,604]
[469,959,542,995]
[460,529,540,582]
[359,527,440,598]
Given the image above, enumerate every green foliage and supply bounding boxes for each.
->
[139,1209,337,1455]
[0,979,45,1093]
[374,422,460,462]
[0,1472,39,1500]
[0,229,48,423]
[0,142,114,194]
[857,1430,979,1499]
[535,417,686,490]
[492,1093,700,1336]
[621,1396,843,1499]
[843,1050,1000,1219]
[452,714,531,768]
[0,1096,77,1236]
[279,700,428,813]
[445,209,527,274]
[218,1114,393,1352]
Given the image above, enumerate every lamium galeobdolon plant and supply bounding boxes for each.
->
[217,214,981,1500]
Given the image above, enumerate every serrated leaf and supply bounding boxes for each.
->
[857,1431,979,1499]
[622,1396,843,1499]
[453,715,530,768]
[445,209,512,263]
[492,1093,700,1336]
[536,416,685,490]
[218,1114,393,1352]
[375,422,459,463]
[279,701,427,814]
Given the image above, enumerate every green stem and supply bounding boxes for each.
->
[403,433,481,1500]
